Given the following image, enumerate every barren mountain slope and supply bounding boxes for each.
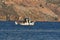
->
[0,0,59,21]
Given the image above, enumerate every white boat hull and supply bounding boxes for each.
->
[20,22,34,25]
[15,21,34,25]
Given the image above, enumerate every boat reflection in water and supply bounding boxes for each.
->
[15,18,35,25]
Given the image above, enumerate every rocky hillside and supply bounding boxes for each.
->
[0,0,60,22]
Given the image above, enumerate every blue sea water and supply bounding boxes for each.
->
[0,21,60,40]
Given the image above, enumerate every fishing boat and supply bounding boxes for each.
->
[15,18,35,25]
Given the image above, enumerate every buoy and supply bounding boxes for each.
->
[15,21,18,25]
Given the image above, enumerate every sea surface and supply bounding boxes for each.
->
[0,21,60,40]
